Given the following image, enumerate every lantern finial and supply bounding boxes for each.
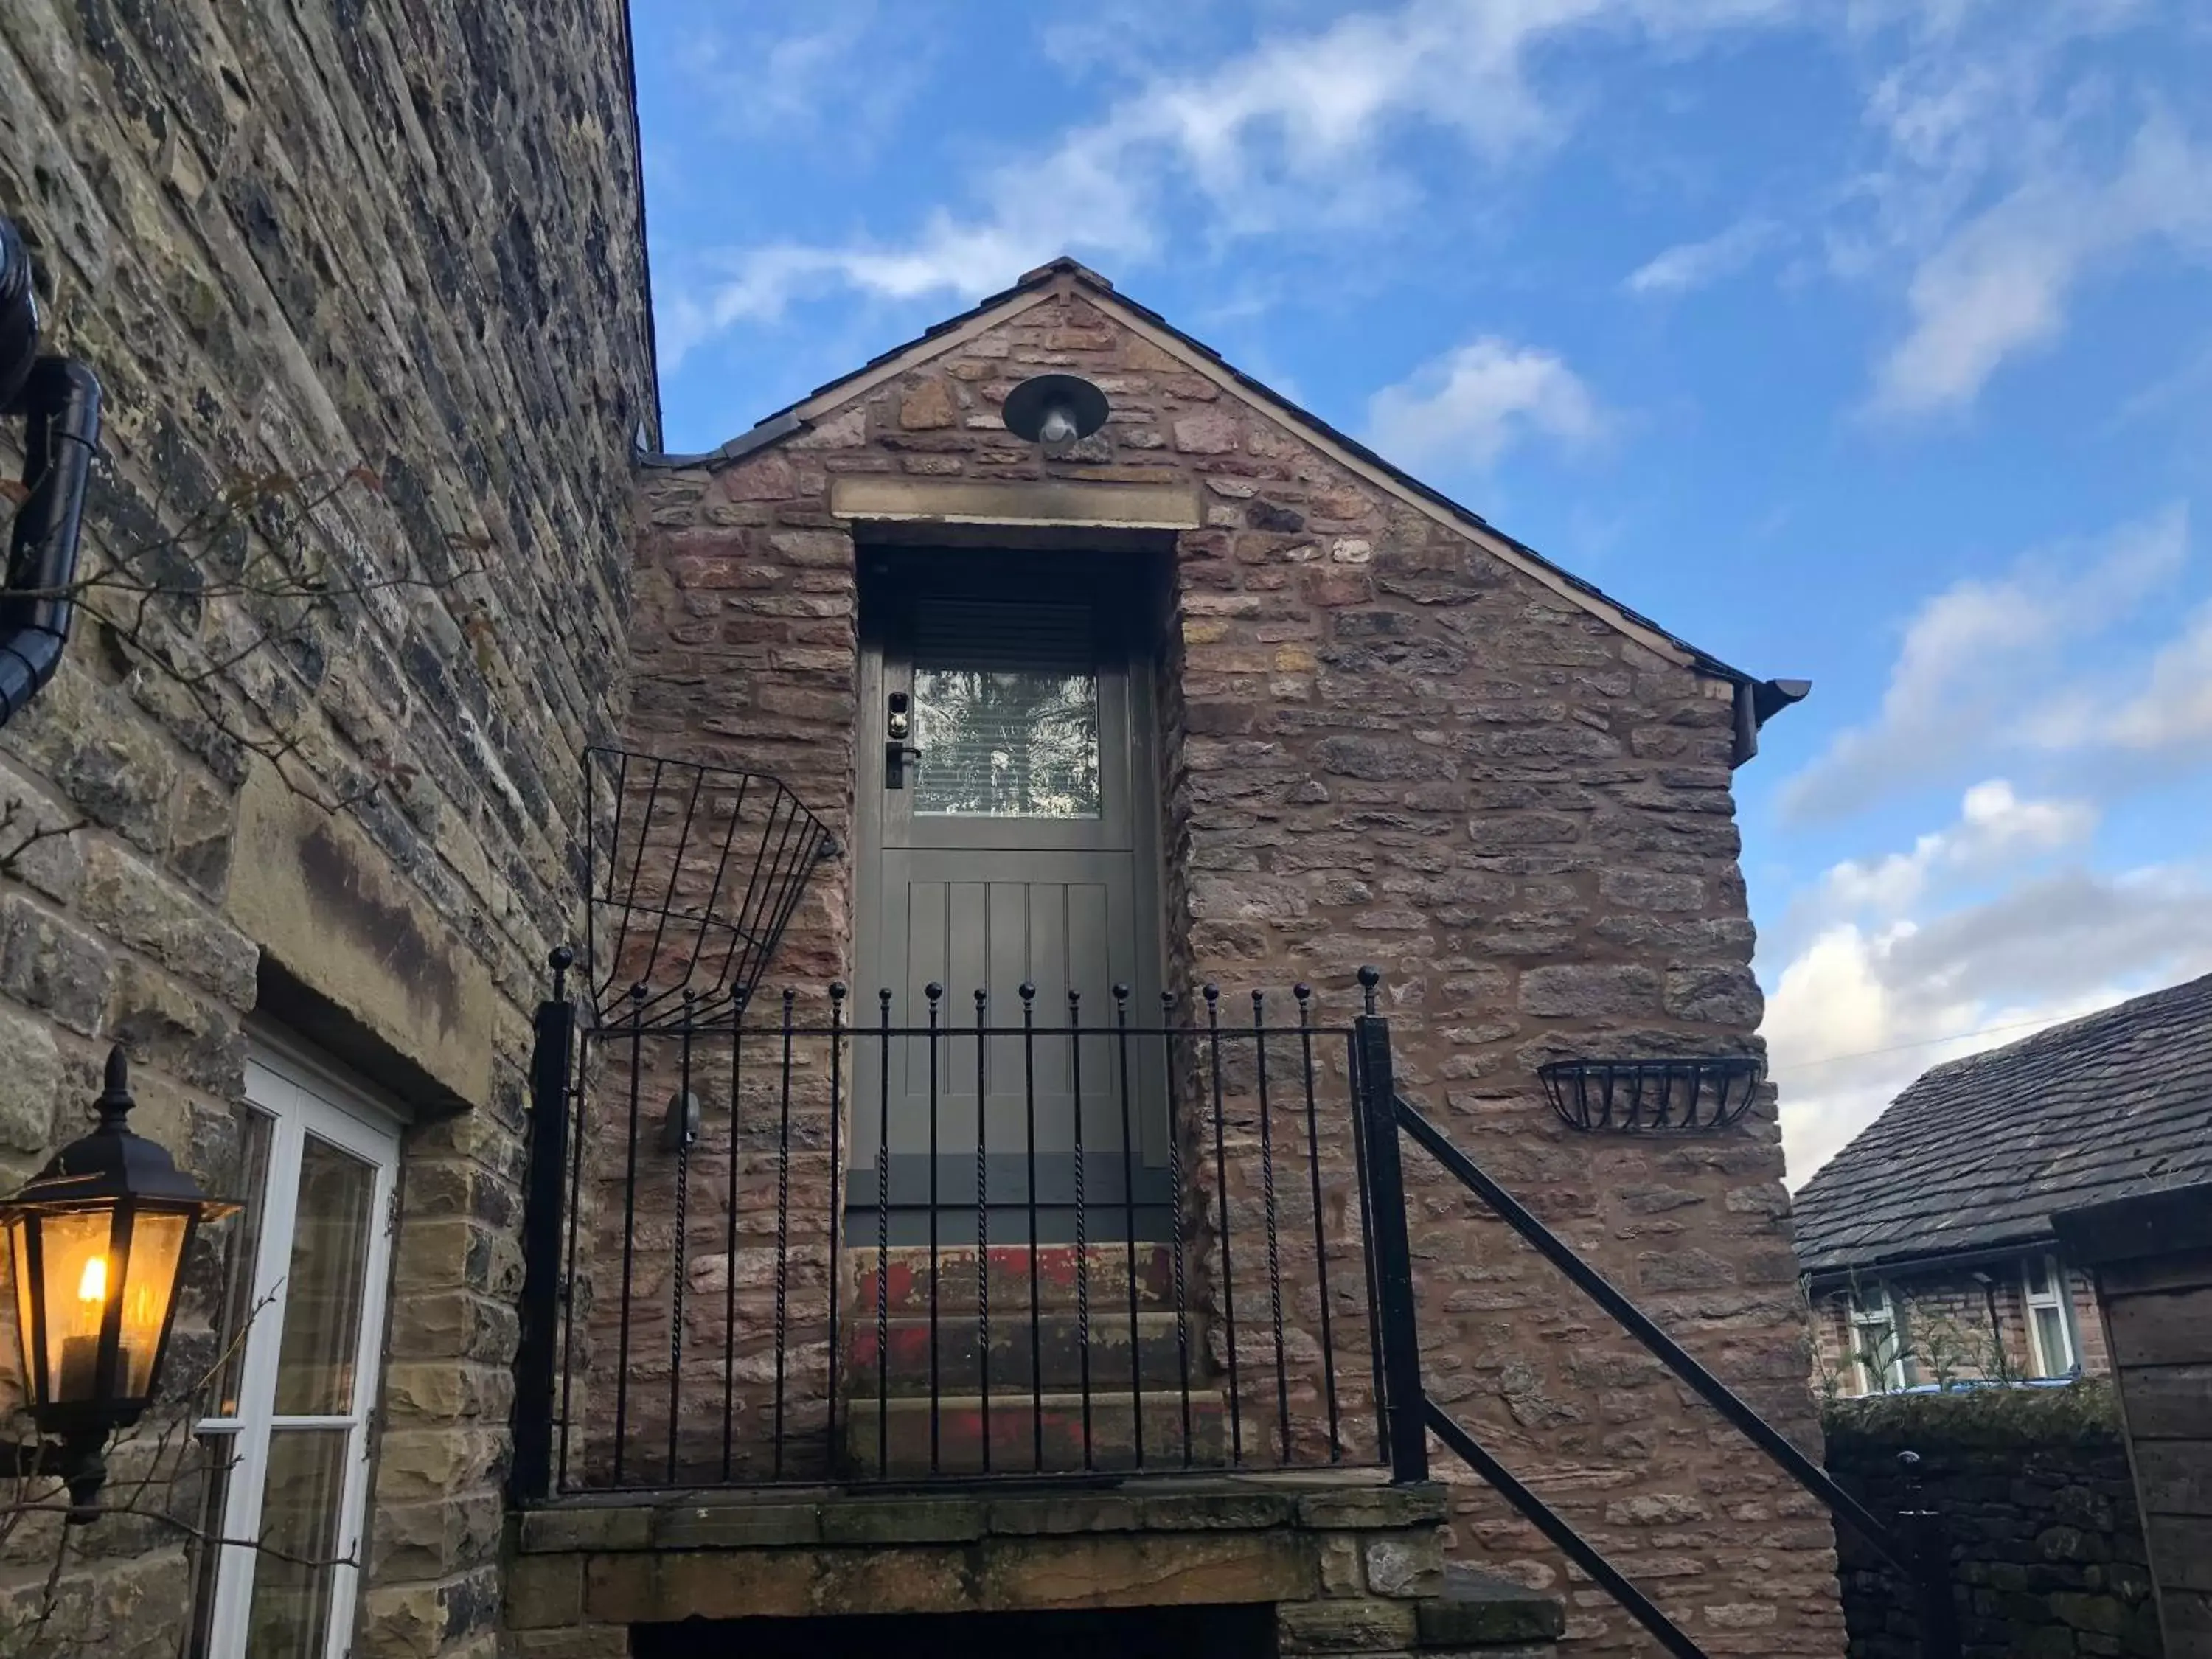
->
[94,1046,132,1131]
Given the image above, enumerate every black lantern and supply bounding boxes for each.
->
[0,1046,236,1517]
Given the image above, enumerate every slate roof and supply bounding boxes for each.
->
[1792,973,2212,1277]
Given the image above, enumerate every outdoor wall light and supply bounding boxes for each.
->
[0,1047,237,1520]
[1001,372,1109,448]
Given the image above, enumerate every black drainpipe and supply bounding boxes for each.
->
[0,215,102,728]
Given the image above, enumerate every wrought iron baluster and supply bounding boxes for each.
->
[1254,990,1290,1465]
[974,987,990,1475]
[772,988,796,1478]
[1070,988,1092,1472]
[1020,983,1043,1472]
[613,982,647,1484]
[1113,985,1143,1470]
[827,983,846,1471]
[1161,992,1193,1467]
[1206,984,1241,1466]
[557,986,588,1492]
[723,991,747,1481]
[926,981,943,1476]
[668,990,695,1484]
[1346,1023,1388,1464]
[1295,986,1341,1460]
[875,989,892,1479]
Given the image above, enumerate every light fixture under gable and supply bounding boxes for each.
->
[1001,372,1109,449]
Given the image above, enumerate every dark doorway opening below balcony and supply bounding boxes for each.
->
[631,1602,1276,1659]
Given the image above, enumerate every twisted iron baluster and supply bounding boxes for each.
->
[1114,984,1143,1470]
[1207,984,1241,1466]
[1161,990,1192,1467]
[1071,987,1091,1471]
[772,987,795,1478]
[1021,982,1043,1472]
[1255,990,1290,1465]
[975,987,991,1474]
[875,988,892,1478]
[1295,985,1341,1460]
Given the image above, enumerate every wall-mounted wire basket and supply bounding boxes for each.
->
[1536,1056,1764,1133]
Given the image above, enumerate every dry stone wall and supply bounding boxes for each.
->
[627,274,1842,1655]
[0,2,652,1655]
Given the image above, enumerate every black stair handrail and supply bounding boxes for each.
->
[1349,980,1961,1659]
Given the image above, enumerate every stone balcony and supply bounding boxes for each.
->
[504,1472,1563,1658]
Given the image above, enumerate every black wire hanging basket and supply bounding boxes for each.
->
[1537,1055,1765,1133]
[582,745,838,1031]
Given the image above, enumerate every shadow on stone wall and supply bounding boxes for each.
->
[1824,1382,2162,1659]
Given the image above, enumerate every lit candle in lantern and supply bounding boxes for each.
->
[58,1255,126,1402]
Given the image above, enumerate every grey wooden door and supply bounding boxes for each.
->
[852,565,1169,1243]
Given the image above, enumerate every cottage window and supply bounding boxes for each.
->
[189,1040,401,1659]
[2023,1253,2077,1379]
[1846,1284,1908,1394]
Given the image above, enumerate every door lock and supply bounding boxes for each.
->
[886,690,922,787]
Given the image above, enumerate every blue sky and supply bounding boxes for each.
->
[632,0,2212,1182]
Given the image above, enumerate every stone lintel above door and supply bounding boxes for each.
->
[830,475,1203,530]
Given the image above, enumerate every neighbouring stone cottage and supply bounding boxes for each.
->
[0,4,1850,1658]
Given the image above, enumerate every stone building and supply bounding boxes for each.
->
[0,4,1851,1658]
[1795,973,2212,1397]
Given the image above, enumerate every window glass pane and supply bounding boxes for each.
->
[2033,1307,2072,1377]
[187,1430,238,1659]
[913,667,1100,818]
[2025,1255,2053,1299]
[212,1108,274,1419]
[246,1427,348,1659]
[272,1137,375,1416]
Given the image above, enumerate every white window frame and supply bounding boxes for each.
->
[194,1035,403,1659]
[1846,1283,1907,1394]
[2023,1253,2077,1379]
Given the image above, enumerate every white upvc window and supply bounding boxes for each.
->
[1846,1284,1908,1394]
[189,1039,403,1659]
[2023,1253,2077,1379]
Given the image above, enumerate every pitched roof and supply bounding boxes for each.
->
[642,257,1805,721]
[1792,973,2212,1277]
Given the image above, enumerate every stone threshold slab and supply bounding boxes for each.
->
[515,1472,1450,1555]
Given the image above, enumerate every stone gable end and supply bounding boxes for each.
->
[625,279,1840,1655]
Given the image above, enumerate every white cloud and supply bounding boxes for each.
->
[1870,116,2212,414]
[1364,337,1604,469]
[1765,780,2212,1185]
[657,0,1798,364]
[1818,779,2098,914]
[1779,505,2193,821]
[1624,218,1777,294]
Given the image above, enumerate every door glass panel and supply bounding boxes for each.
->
[911,598,1101,819]
[272,1137,375,1416]
[246,1427,348,1659]
[913,666,1100,818]
[186,1430,238,1659]
[211,1108,274,1418]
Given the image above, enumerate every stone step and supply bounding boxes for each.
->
[849,1242,1181,1317]
[841,1390,1228,1477]
[846,1310,1197,1393]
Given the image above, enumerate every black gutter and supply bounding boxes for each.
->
[616,0,664,449]
[0,218,102,728]
[1801,1237,2054,1294]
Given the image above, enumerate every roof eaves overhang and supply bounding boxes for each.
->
[637,260,1809,763]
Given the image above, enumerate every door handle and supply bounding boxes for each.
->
[886,690,922,788]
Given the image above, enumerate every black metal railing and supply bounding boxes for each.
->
[513,963,1384,1494]
[1344,970,1961,1659]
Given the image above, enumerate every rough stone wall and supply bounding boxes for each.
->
[1812,1265,2112,1394]
[1824,1386,2160,1658]
[623,276,1841,1655]
[0,3,652,1655]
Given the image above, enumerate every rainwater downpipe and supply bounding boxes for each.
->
[0,215,102,728]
